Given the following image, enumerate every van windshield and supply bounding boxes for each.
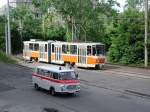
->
[60,72,77,80]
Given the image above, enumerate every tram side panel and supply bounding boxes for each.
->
[23,41,105,69]
[51,43,64,64]
[61,44,78,64]
[50,43,78,65]
[23,41,40,61]
[38,41,54,63]
[27,42,40,61]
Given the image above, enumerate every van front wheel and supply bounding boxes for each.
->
[34,83,39,90]
[50,88,56,96]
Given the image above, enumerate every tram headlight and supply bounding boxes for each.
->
[96,58,99,63]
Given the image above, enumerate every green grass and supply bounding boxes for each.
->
[0,51,16,64]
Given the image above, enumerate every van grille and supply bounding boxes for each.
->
[67,85,77,90]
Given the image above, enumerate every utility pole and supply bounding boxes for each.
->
[5,1,32,55]
[144,0,148,67]
[72,17,74,42]
[42,16,45,40]
[5,23,8,55]
[7,0,11,55]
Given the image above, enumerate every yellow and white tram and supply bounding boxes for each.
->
[23,39,105,69]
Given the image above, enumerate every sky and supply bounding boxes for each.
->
[115,0,126,11]
[0,0,7,7]
[0,0,126,9]
[117,0,126,7]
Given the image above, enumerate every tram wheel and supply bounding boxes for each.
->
[95,64,103,70]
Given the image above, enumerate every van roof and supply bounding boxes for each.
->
[36,66,74,73]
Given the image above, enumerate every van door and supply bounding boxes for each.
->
[35,68,44,88]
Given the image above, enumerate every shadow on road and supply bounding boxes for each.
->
[35,88,80,99]
[42,108,59,112]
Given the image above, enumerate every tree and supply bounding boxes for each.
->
[0,16,5,51]
[108,8,145,64]
[38,0,119,43]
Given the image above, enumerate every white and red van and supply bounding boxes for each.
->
[32,66,80,95]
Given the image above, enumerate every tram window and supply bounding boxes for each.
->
[26,45,29,51]
[87,46,91,55]
[34,44,39,51]
[96,45,104,55]
[23,44,26,50]
[52,44,54,52]
[45,44,47,52]
[62,45,70,54]
[29,43,33,50]
[67,45,70,54]
[62,45,67,54]
[70,45,77,54]
[92,46,96,56]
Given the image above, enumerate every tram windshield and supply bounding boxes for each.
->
[92,45,104,56]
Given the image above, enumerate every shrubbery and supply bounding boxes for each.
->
[0,51,16,64]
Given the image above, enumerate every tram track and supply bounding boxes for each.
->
[18,61,150,80]
[81,79,150,100]
[78,67,150,80]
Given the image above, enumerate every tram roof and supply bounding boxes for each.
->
[24,41,47,44]
[36,66,74,73]
[24,40,104,45]
[51,41,104,45]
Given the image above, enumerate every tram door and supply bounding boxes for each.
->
[54,44,62,62]
[39,43,48,62]
[77,45,87,66]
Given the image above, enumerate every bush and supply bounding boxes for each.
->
[108,8,145,65]
[0,51,16,64]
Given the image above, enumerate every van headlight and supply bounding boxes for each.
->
[77,85,80,89]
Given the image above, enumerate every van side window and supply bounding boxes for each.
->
[53,73,59,79]
[37,68,40,74]
[37,69,44,75]
[43,70,52,77]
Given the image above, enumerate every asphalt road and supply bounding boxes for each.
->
[0,62,150,112]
